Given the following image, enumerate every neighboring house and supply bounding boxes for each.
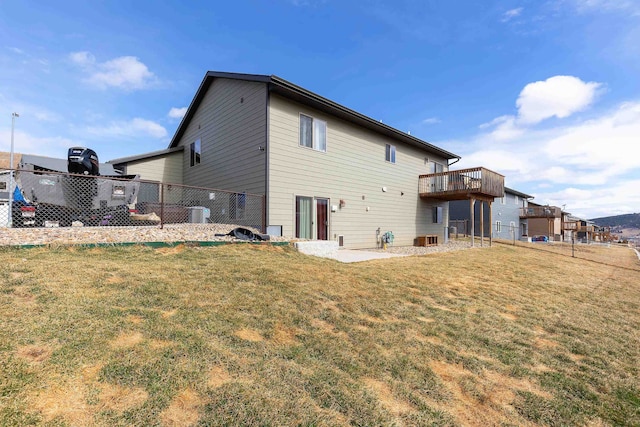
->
[563,215,611,243]
[109,71,503,249]
[523,201,563,241]
[449,187,533,240]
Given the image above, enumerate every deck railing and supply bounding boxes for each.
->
[419,167,504,200]
[520,206,559,218]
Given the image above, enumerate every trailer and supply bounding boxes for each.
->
[12,147,141,227]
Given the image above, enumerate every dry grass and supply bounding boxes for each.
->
[0,242,638,426]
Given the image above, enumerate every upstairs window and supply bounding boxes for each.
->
[385,144,396,163]
[299,114,326,152]
[514,195,519,205]
[190,139,201,167]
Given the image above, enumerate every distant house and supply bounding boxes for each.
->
[522,201,564,241]
[449,187,533,240]
[109,71,504,249]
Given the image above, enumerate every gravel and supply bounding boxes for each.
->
[368,239,478,255]
[0,223,289,247]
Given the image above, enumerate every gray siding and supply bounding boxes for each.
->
[268,94,449,249]
[175,78,267,195]
[450,191,529,239]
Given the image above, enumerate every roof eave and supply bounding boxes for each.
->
[169,71,461,160]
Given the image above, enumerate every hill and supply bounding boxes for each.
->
[591,212,640,228]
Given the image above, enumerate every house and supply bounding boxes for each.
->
[449,187,533,240]
[110,71,504,249]
[563,215,612,243]
[522,201,563,241]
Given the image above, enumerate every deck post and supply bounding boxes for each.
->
[470,198,475,247]
[489,200,493,247]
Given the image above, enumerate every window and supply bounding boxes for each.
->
[190,139,201,167]
[385,144,396,163]
[514,195,519,205]
[433,206,443,224]
[299,114,326,152]
[0,182,6,190]
[496,221,502,232]
[501,196,506,205]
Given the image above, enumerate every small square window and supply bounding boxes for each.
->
[0,182,6,190]
[190,139,201,167]
[385,144,396,163]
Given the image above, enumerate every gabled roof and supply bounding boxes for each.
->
[169,71,461,161]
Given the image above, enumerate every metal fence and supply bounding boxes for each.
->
[0,168,265,230]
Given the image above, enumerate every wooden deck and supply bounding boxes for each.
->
[520,206,560,218]
[419,167,504,201]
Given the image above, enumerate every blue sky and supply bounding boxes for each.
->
[1,0,638,219]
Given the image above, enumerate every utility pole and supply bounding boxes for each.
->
[8,112,19,227]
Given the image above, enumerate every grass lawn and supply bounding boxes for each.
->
[0,242,638,426]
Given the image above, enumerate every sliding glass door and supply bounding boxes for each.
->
[295,196,313,239]
[296,196,329,240]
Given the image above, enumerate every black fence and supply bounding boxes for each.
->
[0,168,265,231]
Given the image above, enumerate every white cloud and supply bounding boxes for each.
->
[479,115,524,141]
[168,107,187,119]
[0,129,77,158]
[516,76,601,125]
[86,118,167,139]
[450,95,640,218]
[69,51,95,67]
[422,117,441,125]
[69,51,156,90]
[502,7,523,22]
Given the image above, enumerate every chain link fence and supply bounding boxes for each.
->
[0,168,265,230]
